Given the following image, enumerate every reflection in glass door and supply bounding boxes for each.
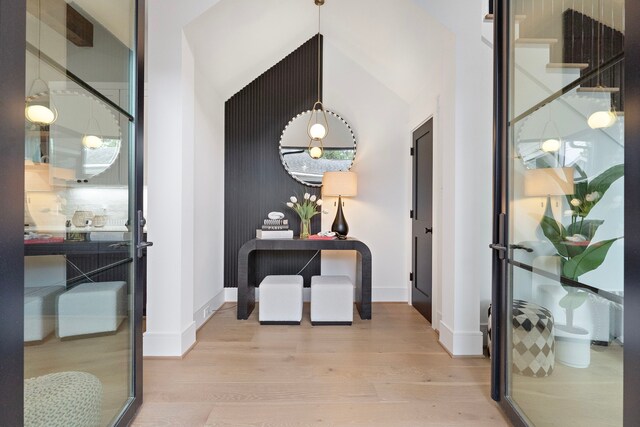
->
[503,0,625,425]
[23,1,143,425]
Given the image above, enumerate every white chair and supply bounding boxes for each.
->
[24,286,65,342]
[259,275,303,325]
[311,275,354,325]
[57,281,127,338]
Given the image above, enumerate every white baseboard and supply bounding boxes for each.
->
[194,288,226,330]
[438,320,484,356]
[224,287,408,303]
[143,321,196,357]
[372,287,408,302]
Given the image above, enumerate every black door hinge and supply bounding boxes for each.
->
[410,147,414,156]
[410,272,414,281]
[410,210,414,219]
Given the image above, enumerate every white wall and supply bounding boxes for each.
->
[412,0,494,355]
[145,0,221,357]
[192,64,226,329]
[320,41,410,302]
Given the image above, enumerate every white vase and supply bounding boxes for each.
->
[555,324,591,368]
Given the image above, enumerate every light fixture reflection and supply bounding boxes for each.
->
[25,103,57,125]
[588,110,617,129]
[82,135,103,149]
[541,138,561,153]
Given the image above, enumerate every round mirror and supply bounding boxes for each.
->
[43,90,122,180]
[279,110,356,186]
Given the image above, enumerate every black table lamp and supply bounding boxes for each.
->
[322,171,358,236]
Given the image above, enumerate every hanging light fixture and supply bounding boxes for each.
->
[539,116,563,154]
[82,98,103,149]
[588,0,617,130]
[307,0,329,159]
[25,0,58,126]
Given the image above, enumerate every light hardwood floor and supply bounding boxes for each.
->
[132,303,509,427]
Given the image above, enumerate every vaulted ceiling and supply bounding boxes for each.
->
[183,0,452,103]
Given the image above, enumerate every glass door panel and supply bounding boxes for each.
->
[507,0,624,425]
[24,1,137,426]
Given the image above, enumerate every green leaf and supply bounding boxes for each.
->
[567,219,604,241]
[540,216,569,257]
[562,238,620,280]
[559,290,589,310]
[588,164,624,196]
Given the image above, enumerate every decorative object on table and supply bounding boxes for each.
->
[268,211,285,220]
[322,171,357,237]
[262,218,289,231]
[539,164,623,367]
[256,229,294,239]
[285,192,324,239]
[306,0,329,159]
[71,209,94,227]
[92,210,107,228]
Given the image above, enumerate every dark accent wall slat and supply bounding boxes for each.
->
[224,35,323,288]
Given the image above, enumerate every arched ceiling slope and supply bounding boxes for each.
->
[184,0,453,103]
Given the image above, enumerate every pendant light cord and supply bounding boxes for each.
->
[317,3,321,104]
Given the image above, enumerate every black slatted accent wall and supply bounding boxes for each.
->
[224,35,323,288]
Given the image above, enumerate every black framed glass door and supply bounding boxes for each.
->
[492,0,640,425]
[0,1,145,425]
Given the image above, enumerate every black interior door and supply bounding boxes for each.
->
[411,119,433,323]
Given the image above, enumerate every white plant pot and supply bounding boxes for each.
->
[555,324,591,368]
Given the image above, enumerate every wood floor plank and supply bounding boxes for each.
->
[133,303,508,426]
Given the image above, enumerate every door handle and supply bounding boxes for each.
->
[136,210,153,258]
[510,244,533,253]
[489,243,507,251]
[425,227,433,234]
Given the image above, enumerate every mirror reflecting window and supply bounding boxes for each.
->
[279,110,356,186]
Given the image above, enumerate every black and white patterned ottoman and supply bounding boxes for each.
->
[487,300,555,377]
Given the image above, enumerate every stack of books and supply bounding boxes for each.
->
[256,218,293,239]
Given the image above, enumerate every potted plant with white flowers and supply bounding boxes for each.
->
[539,164,623,329]
[286,192,323,239]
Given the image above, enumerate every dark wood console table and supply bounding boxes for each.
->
[237,238,372,320]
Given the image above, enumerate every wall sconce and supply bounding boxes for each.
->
[322,171,357,236]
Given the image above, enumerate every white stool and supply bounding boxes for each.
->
[57,281,127,338]
[259,275,303,325]
[311,275,354,325]
[24,286,65,342]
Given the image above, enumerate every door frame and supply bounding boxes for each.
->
[0,1,146,425]
[0,0,27,424]
[491,0,640,425]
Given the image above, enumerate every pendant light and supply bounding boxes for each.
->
[540,110,562,153]
[307,0,329,159]
[25,0,58,126]
[588,0,617,130]
[82,99,103,149]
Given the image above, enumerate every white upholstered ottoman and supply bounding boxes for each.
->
[57,281,127,338]
[311,275,354,325]
[259,275,303,325]
[24,286,65,342]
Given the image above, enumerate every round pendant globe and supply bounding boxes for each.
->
[309,146,323,159]
[541,138,561,153]
[25,104,56,125]
[82,134,103,149]
[309,123,327,140]
[588,111,617,129]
